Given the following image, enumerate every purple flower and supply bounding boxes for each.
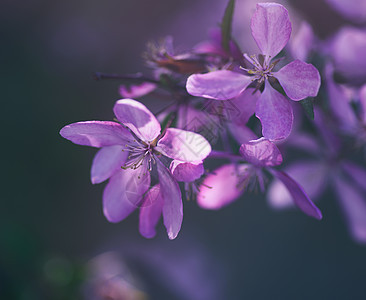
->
[198,138,322,220]
[186,3,321,140]
[325,0,366,23]
[328,26,366,84]
[268,109,366,243]
[269,158,366,244]
[60,99,211,239]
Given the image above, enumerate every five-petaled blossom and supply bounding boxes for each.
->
[198,138,322,220]
[60,99,211,239]
[187,3,321,140]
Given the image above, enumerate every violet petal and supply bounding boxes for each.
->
[91,145,128,184]
[60,121,131,147]
[268,160,328,209]
[156,128,211,162]
[186,70,252,100]
[197,164,247,210]
[139,184,164,239]
[251,3,292,58]
[113,98,161,142]
[275,60,321,101]
[103,168,151,223]
[230,88,260,125]
[157,159,183,240]
[255,84,293,141]
[170,160,204,182]
[239,137,283,167]
[270,169,322,220]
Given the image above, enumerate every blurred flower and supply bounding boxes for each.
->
[325,0,366,23]
[198,138,322,219]
[187,3,321,140]
[327,26,366,84]
[83,252,147,300]
[60,99,211,239]
[268,110,366,243]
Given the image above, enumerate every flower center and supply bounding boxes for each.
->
[122,140,156,171]
[241,54,277,84]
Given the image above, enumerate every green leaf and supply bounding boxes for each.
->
[221,0,235,52]
[300,98,315,120]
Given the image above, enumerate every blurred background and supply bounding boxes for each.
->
[1,0,365,299]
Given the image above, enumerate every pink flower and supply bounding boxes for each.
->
[60,99,211,239]
[198,138,322,220]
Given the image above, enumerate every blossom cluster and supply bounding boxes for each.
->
[60,1,366,242]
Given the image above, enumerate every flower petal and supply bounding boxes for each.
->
[333,177,366,243]
[239,137,282,167]
[157,159,183,240]
[330,26,366,83]
[197,164,248,210]
[275,60,321,101]
[324,64,358,129]
[139,184,164,239]
[251,3,292,58]
[156,128,211,162]
[289,21,314,62]
[186,70,252,100]
[119,82,157,98]
[170,160,204,182]
[176,104,220,144]
[270,169,322,220]
[103,168,151,223]
[60,121,131,147]
[91,145,128,184]
[230,88,260,124]
[255,84,293,141]
[267,160,327,209]
[113,99,161,142]
[228,123,258,144]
